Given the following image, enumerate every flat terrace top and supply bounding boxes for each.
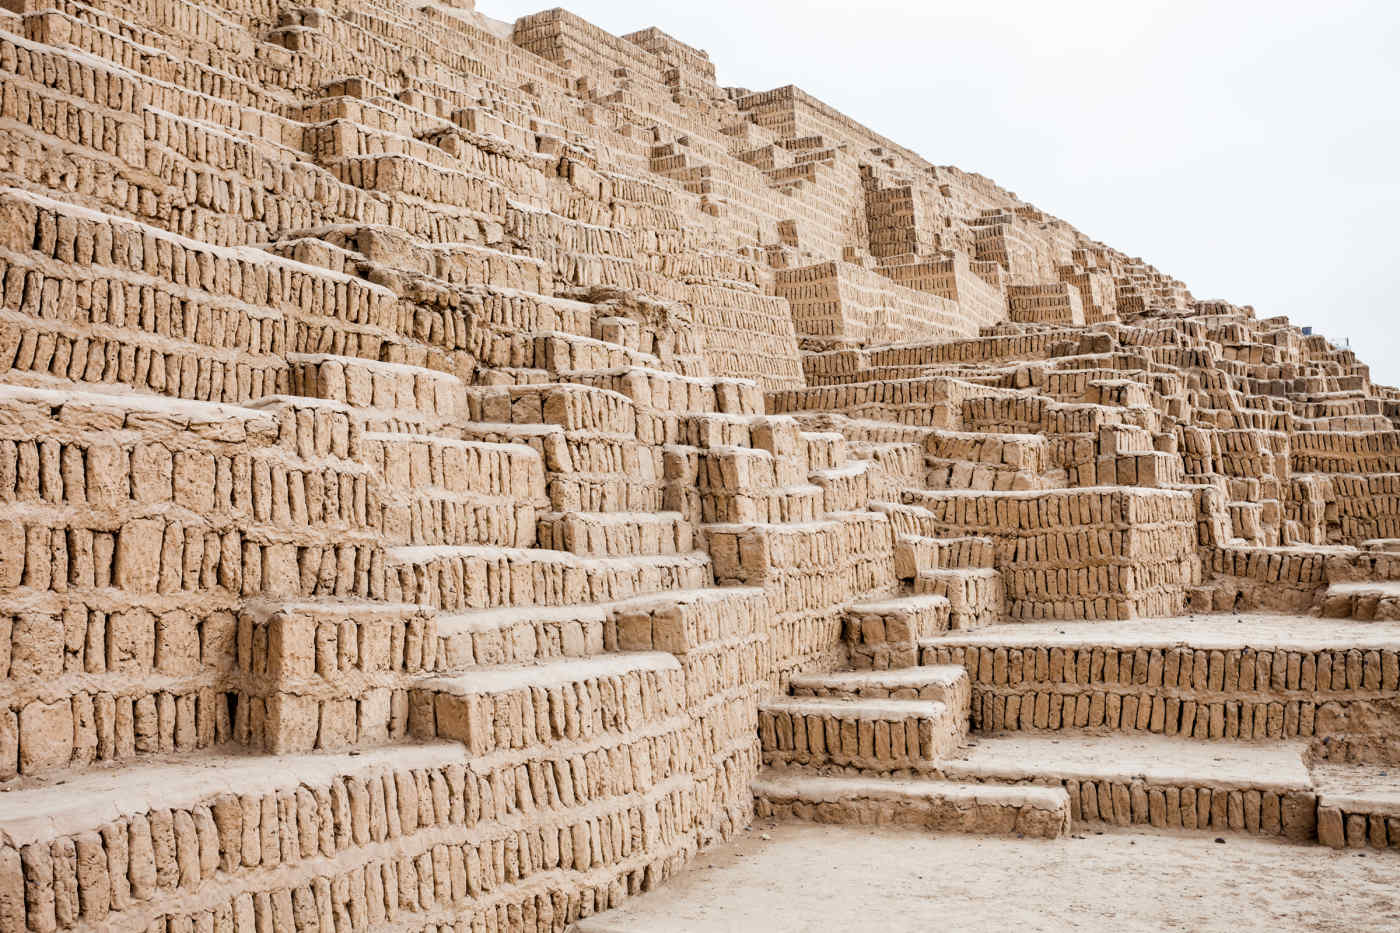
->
[0,744,466,848]
[1313,763,1400,816]
[941,734,1312,793]
[933,612,1400,652]
[575,824,1398,933]
[1329,581,1400,597]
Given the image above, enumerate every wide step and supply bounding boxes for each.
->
[432,584,768,667]
[537,510,693,557]
[894,534,997,577]
[914,567,1006,630]
[1320,581,1400,619]
[789,666,970,713]
[412,652,685,754]
[937,734,1317,840]
[1312,762,1400,849]
[0,743,467,932]
[758,697,959,772]
[433,603,610,669]
[923,614,1400,745]
[385,545,713,609]
[752,772,1070,838]
[843,594,952,670]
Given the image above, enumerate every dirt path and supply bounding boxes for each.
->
[576,824,1400,932]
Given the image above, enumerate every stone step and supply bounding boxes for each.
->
[900,485,1200,622]
[922,427,1049,490]
[757,697,960,772]
[322,227,555,297]
[914,568,1006,630]
[1295,414,1393,432]
[1205,542,1336,612]
[563,366,760,416]
[936,734,1317,841]
[0,742,472,933]
[924,459,1048,493]
[870,500,942,538]
[846,440,922,486]
[537,510,693,557]
[605,585,772,654]
[668,444,833,524]
[842,594,952,670]
[459,422,659,482]
[553,471,666,514]
[692,446,806,491]
[809,460,871,513]
[384,545,714,610]
[449,105,536,149]
[306,116,463,176]
[0,390,379,538]
[455,424,668,515]
[27,6,282,110]
[588,316,658,358]
[698,482,825,525]
[924,428,1050,466]
[1227,500,1270,542]
[752,772,1070,838]
[0,708,728,932]
[432,603,610,670]
[251,392,437,436]
[922,614,1400,749]
[321,149,510,214]
[378,486,538,548]
[234,599,443,754]
[893,533,997,576]
[797,430,848,470]
[430,581,767,669]
[1091,449,1185,488]
[469,383,638,436]
[1312,762,1400,849]
[1320,581,1400,620]
[673,414,755,450]
[463,285,598,347]
[360,433,546,547]
[1097,423,1156,456]
[532,329,662,373]
[0,190,401,405]
[285,354,464,422]
[360,433,545,499]
[788,666,969,713]
[411,651,685,755]
[476,366,576,390]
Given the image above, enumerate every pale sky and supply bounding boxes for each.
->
[483,0,1400,385]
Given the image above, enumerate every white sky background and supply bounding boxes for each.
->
[482,0,1400,384]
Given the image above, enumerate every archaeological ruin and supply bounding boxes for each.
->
[0,0,1396,929]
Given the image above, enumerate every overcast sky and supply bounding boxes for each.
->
[485,0,1400,385]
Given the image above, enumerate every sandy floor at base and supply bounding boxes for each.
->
[575,824,1400,933]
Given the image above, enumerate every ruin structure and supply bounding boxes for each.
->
[0,0,1397,929]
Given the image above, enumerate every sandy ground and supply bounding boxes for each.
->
[575,824,1400,933]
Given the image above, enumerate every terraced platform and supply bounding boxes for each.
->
[0,0,1396,928]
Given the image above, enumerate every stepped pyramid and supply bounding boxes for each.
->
[0,0,1396,930]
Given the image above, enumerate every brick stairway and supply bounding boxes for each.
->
[1,0,1399,931]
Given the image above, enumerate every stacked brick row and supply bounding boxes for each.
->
[922,639,1400,748]
[901,488,1201,620]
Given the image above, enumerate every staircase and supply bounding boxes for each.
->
[753,666,1070,838]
